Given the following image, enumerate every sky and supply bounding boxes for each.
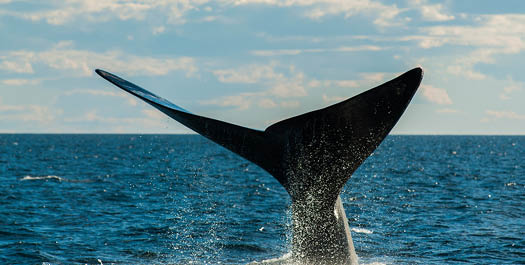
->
[0,0,524,134]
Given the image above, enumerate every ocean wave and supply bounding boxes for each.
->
[351,227,373,234]
[19,175,94,183]
[20,175,64,181]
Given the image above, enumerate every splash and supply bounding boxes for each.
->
[248,253,293,264]
[351,228,373,234]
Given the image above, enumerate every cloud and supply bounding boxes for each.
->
[421,84,452,105]
[322,94,347,104]
[280,101,299,108]
[485,110,525,120]
[332,80,359,88]
[409,0,454,22]
[0,103,60,123]
[213,62,307,96]
[231,0,402,26]
[405,15,525,80]
[310,72,386,90]
[63,89,138,106]
[204,63,309,110]
[269,71,306,98]
[436,108,458,114]
[446,49,498,80]
[1,79,40,86]
[64,109,170,128]
[1,0,208,25]
[200,93,256,110]
[251,45,383,56]
[0,42,198,77]
[0,51,35,73]
[420,15,525,51]
[152,26,166,35]
[213,64,277,83]
[201,93,301,111]
[258,98,277,108]
[2,0,403,27]
[251,49,313,57]
[499,78,523,100]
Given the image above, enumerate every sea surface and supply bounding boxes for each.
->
[0,134,523,264]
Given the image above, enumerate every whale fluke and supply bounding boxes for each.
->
[96,67,422,264]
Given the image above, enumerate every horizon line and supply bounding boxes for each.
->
[0,132,524,136]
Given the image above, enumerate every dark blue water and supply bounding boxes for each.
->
[0,135,523,264]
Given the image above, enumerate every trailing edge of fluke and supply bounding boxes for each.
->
[96,67,423,264]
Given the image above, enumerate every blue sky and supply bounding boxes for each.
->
[1,0,524,134]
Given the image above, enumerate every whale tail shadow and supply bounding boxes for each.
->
[96,67,423,263]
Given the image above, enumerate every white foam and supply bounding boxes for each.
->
[20,175,63,181]
[351,227,373,234]
[248,253,292,264]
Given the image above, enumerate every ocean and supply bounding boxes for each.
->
[0,134,523,264]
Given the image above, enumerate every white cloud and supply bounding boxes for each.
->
[445,49,497,80]
[142,108,164,119]
[360,72,386,83]
[64,109,170,128]
[280,100,299,108]
[248,0,403,27]
[269,71,306,98]
[64,89,119,97]
[410,15,525,51]
[409,0,454,22]
[258,98,277,108]
[421,84,452,105]
[0,42,198,77]
[436,108,458,114]
[485,110,525,120]
[1,79,40,86]
[152,26,166,35]
[2,0,403,27]
[251,49,312,57]
[2,0,209,25]
[205,63,309,110]
[213,64,277,83]
[214,63,307,97]
[0,103,60,123]
[63,89,138,106]
[200,93,256,110]
[251,45,383,56]
[322,94,347,104]
[0,105,25,112]
[333,80,359,88]
[404,15,525,80]
[446,64,486,81]
[0,51,35,73]
[201,15,217,22]
[310,72,386,90]
[499,78,523,100]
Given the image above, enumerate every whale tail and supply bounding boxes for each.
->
[95,68,422,204]
[97,67,422,264]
